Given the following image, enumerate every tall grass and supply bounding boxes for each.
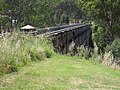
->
[0,33,54,75]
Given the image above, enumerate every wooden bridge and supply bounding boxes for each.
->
[37,23,94,54]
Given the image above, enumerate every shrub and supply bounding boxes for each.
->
[39,37,55,58]
[92,23,112,54]
[102,39,120,68]
[77,46,92,60]
[44,47,54,58]
[105,39,120,58]
[29,47,45,61]
[112,26,120,38]
[0,33,54,75]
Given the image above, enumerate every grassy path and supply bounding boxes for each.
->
[0,55,120,90]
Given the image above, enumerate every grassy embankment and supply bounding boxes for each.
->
[0,55,120,90]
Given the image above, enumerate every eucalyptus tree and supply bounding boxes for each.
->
[0,0,61,28]
[81,0,120,36]
[0,0,11,30]
[79,0,120,53]
[54,0,85,25]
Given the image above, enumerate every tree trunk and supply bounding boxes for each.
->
[107,20,114,42]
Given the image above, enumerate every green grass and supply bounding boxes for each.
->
[0,55,120,90]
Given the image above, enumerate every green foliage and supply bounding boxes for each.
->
[112,26,120,38]
[0,17,11,29]
[105,39,120,58]
[0,0,60,29]
[102,39,120,68]
[38,37,55,58]
[0,0,9,12]
[0,0,88,28]
[54,0,85,25]
[81,0,120,24]
[80,0,120,42]
[76,0,120,55]
[92,23,109,53]
[44,47,54,58]
[77,46,92,60]
[0,33,54,75]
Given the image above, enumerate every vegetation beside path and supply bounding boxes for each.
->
[0,55,120,90]
[0,33,54,76]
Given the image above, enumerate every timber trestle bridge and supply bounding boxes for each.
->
[37,23,94,54]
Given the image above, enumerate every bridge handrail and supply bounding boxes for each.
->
[37,23,84,34]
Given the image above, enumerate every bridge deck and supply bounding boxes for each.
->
[37,23,90,36]
[50,24,89,35]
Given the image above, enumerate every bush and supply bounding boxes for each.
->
[112,26,120,38]
[44,47,54,58]
[102,39,120,68]
[37,37,55,58]
[105,39,120,58]
[0,33,54,75]
[92,23,112,54]
[29,47,45,61]
[77,46,92,60]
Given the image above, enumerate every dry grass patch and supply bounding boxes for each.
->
[69,77,86,85]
